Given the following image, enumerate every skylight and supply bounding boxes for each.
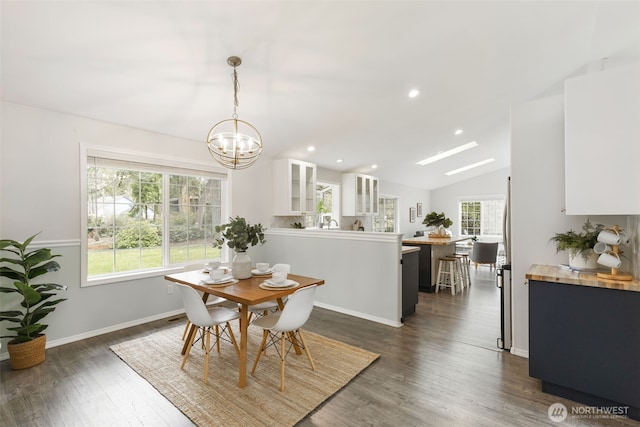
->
[417,141,478,166]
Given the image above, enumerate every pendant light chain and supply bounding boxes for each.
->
[232,65,239,119]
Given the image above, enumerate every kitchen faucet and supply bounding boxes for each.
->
[328,219,339,230]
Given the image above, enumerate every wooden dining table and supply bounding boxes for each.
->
[164,269,325,388]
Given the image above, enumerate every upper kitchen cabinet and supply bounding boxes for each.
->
[565,65,640,214]
[273,158,317,216]
[342,173,379,216]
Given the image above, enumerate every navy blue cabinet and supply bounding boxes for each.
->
[529,279,640,420]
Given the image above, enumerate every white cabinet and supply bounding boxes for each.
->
[564,65,640,214]
[273,159,317,216]
[341,173,379,216]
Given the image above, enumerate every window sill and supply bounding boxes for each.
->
[82,266,184,287]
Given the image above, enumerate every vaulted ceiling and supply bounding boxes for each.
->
[2,1,639,189]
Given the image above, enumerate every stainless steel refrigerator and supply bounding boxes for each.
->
[496,177,512,351]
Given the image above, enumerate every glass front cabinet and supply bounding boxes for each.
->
[341,173,379,216]
[273,158,317,216]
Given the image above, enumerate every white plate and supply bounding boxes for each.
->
[252,268,274,276]
[202,275,234,285]
[263,279,297,288]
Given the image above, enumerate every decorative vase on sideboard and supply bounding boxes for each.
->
[568,250,598,270]
[232,251,252,279]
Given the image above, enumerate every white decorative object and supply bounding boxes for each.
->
[568,250,598,270]
[232,251,252,279]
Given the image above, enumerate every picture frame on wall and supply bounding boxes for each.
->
[409,207,416,223]
[416,203,423,217]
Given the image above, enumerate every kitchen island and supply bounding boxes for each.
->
[527,264,640,421]
[402,235,472,292]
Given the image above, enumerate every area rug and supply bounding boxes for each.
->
[110,325,379,426]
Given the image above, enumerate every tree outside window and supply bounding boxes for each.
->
[87,161,223,279]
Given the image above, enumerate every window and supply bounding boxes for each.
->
[305,182,340,229]
[83,147,227,285]
[459,197,504,237]
[372,196,398,232]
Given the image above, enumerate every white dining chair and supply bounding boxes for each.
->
[177,283,240,384]
[181,263,228,341]
[241,263,291,323]
[250,284,317,391]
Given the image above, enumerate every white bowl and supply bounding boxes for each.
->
[256,262,269,272]
[209,269,225,280]
[271,271,287,284]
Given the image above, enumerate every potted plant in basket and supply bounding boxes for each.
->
[549,220,604,270]
[423,211,453,237]
[0,232,68,369]
[214,216,266,279]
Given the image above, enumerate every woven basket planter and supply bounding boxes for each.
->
[7,334,46,369]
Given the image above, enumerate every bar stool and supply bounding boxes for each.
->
[453,253,471,290]
[436,257,459,295]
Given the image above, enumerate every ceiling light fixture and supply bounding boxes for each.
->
[445,158,495,176]
[336,159,343,163]
[454,129,464,135]
[408,89,420,98]
[417,141,478,166]
[307,146,316,152]
[372,164,378,169]
[207,56,262,170]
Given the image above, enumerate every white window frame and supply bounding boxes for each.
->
[373,194,399,233]
[458,194,504,239]
[80,143,230,287]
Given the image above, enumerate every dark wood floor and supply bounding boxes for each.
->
[1,268,637,426]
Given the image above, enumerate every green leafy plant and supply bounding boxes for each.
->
[0,233,68,343]
[214,216,266,252]
[549,220,604,259]
[291,222,305,229]
[422,211,453,228]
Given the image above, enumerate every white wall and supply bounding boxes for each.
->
[510,94,626,358]
[261,229,403,327]
[430,167,510,236]
[0,101,431,357]
[378,180,430,238]
[0,102,265,357]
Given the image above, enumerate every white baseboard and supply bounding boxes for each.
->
[510,347,529,358]
[0,308,185,361]
[0,303,402,362]
[314,302,403,328]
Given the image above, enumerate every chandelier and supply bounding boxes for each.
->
[207,56,263,170]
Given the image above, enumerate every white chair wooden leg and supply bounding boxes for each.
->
[227,322,240,356]
[251,330,269,374]
[181,327,196,369]
[181,320,191,341]
[297,329,315,370]
[204,327,211,384]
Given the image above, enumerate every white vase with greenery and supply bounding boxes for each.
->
[214,216,266,279]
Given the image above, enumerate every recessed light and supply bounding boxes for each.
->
[408,89,420,98]
[371,164,378,169]
[336,159,343,163]
[454,129,464,135]
[445,158,495,176]
[307,146,315,152]
[417,141,478,166]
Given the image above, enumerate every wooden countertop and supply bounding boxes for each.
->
[401,246,421,254]
[526,264,640,293]
[402,235,472,245]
